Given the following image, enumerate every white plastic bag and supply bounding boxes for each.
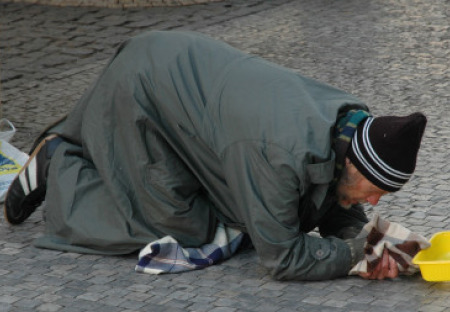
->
[0,119,29,203]
[0,119,16,142]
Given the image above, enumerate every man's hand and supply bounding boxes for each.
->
[359,249,399,280]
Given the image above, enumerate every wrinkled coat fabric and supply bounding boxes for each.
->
[34,31,369,280]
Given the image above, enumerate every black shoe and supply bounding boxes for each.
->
[4,134,63,224]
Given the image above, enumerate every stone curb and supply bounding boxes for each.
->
[7,0,223,8]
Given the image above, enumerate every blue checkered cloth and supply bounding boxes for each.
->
[135,223,245,274]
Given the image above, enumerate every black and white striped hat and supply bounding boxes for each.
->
[347,112,427,192]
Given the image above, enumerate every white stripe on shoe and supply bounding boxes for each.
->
[19,170,31,196]
[15,134,57,197]
[27,157,38,191]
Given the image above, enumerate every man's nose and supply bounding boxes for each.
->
[366,194,382,206]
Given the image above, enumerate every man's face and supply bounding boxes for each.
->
[336,158,389,208]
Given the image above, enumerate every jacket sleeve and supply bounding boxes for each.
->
[221,141,353,281]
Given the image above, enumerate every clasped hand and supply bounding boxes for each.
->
[359,249,399,280]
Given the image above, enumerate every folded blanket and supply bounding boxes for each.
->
[135,223,245,274]
[349,214,430,275]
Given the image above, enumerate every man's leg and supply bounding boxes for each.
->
[33,140,161,254]
[33,139,216,255]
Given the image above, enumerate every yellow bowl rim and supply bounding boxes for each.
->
[412,231,450,265]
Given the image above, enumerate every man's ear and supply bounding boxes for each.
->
[345,157,361,177]
[345,157,352,166]
[345,158,357,174]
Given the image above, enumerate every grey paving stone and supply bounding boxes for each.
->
[0,305,13,312]
[14,298,42,309]
[118,299,148,310]
[36,303,63,312]
[0,295,20,304]
[209,308,237,312]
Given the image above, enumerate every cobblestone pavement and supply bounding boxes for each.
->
[1,0,450,311]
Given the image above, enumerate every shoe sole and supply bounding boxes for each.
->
[3,134,58,224]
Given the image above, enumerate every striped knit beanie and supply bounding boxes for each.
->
[347,112,427,192]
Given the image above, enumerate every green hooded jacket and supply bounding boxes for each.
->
[35,31,369,280]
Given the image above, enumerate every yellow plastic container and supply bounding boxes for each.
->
[413,231,450,282]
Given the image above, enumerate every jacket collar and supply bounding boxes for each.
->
[309,109,371,210]
[333,109,371,183]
